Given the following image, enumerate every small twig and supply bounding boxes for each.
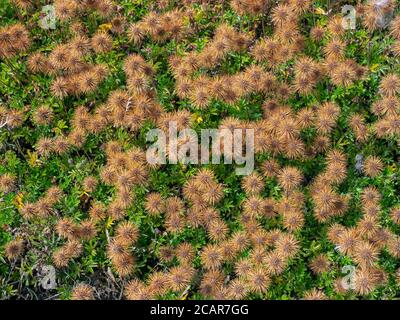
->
[0,206,14,212]
[180,285,191,299]
[45,293,61,300]
[125,97,132,112]
[0,118,9,129]
[5,260,16,284]
[105,229,111,244]
[119,279,126,300]
[106,266,117,284]
[367,41,372,68]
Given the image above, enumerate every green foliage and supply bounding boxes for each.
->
[0,0,400,300]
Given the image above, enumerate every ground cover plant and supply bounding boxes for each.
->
[0,0,400,300]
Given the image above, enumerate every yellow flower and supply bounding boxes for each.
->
[194,9,204,22]
[98,23,112,33]
[27,150,39,167]
[180,293,188,300]
[13,192,24,210]
[370,63,380,72]
[105,216,114,229]
[315,7,327,15]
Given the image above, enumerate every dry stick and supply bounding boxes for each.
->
[45,293,61,300]
[261,15,265,35]
[180,285,191,299]
[263,2,272,36]
[367,41,372,68]
[0,206,14,211]
[261,3,273,37]
[4,260,15,285]
[312,4,316,27]
[119,279,126,300]
[0,119,9,129]
[14,136,24,154]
